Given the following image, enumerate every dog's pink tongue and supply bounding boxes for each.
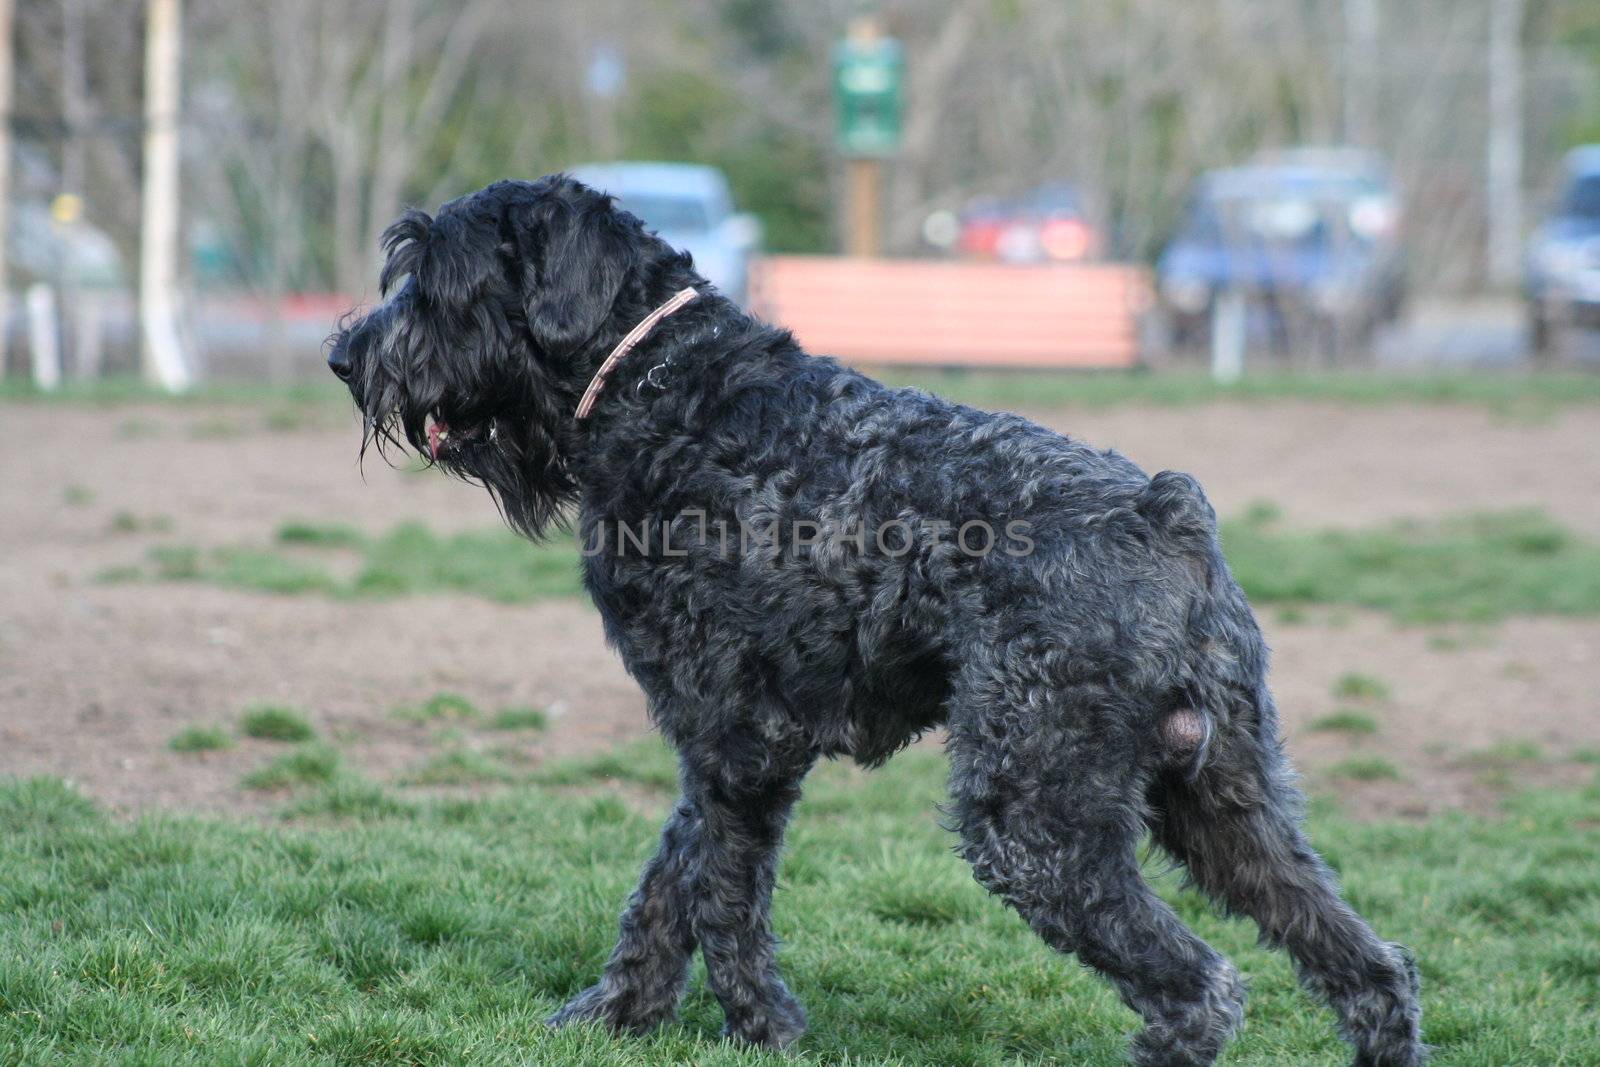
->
[428,421,447,460]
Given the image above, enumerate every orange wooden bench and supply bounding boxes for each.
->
[747,256,1149,369]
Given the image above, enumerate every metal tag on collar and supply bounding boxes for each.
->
[642,361,671,393]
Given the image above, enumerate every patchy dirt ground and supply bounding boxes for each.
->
[2,397,1598,820]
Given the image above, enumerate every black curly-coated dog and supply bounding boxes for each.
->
[327,175,1424,1066]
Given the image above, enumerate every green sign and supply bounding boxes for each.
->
[832,36,903,158]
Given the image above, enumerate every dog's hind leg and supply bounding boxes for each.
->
[547,795,702,1034]
[946,690,1246,1067]
[1147,731,1424,1067]
[683,748,814,1050]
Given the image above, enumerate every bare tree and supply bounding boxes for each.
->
[7,0,1597,366]
[0,0,12,375]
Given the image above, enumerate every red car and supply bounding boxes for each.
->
[957,184,1101,264]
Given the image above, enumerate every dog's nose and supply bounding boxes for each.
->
[327,336,354,381]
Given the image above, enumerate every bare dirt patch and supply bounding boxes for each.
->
[1023,399,1600,538]
[2,398,1597,819]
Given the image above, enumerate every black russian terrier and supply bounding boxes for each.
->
[327,176,1423,1066]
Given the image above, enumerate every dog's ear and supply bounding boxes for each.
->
[379,210,432,297]
[381,205,504,307]
[512,193,639,360]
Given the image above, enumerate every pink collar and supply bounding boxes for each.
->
[573,287,700,420]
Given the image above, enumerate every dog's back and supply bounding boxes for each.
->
[587,336,1258,769]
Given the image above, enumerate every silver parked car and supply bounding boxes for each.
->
[567,162,761,304]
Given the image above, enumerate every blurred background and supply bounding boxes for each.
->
[3,8,1600,1059]
[4,0,1600,815]
[5,0,1600,385]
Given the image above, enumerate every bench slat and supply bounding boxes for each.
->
[749,256,1147,369]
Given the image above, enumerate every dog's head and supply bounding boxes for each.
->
[327,175,690,537]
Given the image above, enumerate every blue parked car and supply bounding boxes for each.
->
[567,162,761,304]
[1156,153,1405,361]
[1525,145,1600,360]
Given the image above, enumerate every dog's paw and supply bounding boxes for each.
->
[1351,1047,1428,1067]
[721,988,807,1050]
[1347,943,1427,1067]
[547,983,672,1036]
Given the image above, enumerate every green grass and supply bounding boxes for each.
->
[102,511,179,541]
[876,368,1600,414]
[1332,673,1391,702]
[91,564,142,585]
[0,377,349,408]
[1456,741,1545,769]
[401,749,516,787]
[14,370,1600,415]
[263,407,308,433]
[212,548,340,594]
[276,521,367,548]
[533,744,681,792]
[132,523,585,602]
[349,524,585,601]
[148,544,202,580]
[240,745,342,791]
[1222,509,1600,623]
[1239,499,1284,526]
[394,693,480,724]
[1308,711,1380,736]
[490,707,550,732]
[168,726,233,753]
[1326,756,1404,782]
[240,706,316,743]
[281,778,419,820]
[3,751,1599,1064]
[115,507,1600,625]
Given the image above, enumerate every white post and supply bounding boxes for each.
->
[25,284,60,391]
[60,0,88,374]
[1210,290,1245,383]
[0,0,14,376]
[74,293,104,379]
[1487,0,1524,288]
[139,0,191,391]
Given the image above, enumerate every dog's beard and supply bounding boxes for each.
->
[354,346,579,542]
[337,174,674,542]
[430,408,578,541]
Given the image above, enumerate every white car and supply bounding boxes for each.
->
[568,162,761,304]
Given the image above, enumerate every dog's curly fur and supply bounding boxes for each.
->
[328,175,1425,1066]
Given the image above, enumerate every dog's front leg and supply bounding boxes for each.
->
[687,758,813,1050]
[548,795,701,1034]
